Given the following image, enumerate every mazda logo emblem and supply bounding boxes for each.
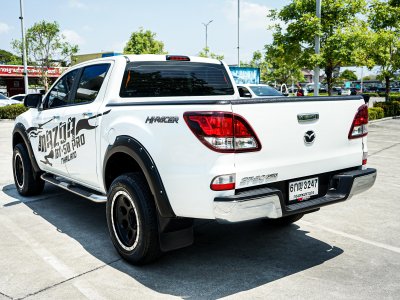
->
[304,130,316,144]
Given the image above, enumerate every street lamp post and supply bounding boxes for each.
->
[19,0,29,94]
[314,0,321,96]
[202,20,213,55]
[237,0,240,67]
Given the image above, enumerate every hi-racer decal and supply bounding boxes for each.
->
[26,109,111,166]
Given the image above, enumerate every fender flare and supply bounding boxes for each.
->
[13,123,41,173]
[103,135,175,218]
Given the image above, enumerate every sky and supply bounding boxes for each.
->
[0,0,291,65]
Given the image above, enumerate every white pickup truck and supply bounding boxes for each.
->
[12,55,376,264]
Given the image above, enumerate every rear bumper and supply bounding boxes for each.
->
[213,168,377,223]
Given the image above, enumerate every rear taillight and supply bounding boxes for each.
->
[184,112,261,153]
[362,151,368,165]
[210,174,236,191]
[348,104,368,139]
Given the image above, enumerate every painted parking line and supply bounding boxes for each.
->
[299,220,400,254]
[2,214,108,300]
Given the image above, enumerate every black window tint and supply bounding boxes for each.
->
[75,64,110,104]
[120,62,234,97]
[46,69,79,109]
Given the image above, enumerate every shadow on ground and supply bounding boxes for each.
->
[3,184,343,299]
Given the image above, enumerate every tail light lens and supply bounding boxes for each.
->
[184,112,261,153]
[348,104,368,139]
[210,174,236,191]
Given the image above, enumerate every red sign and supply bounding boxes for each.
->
[0,65,67,78]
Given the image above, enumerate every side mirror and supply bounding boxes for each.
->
[24,94,42,108]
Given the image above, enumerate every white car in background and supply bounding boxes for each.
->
[0,93,21,107]
[237,84,284,98]
[10,94,27,102]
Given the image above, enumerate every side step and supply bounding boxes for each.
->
[41,174,107,203]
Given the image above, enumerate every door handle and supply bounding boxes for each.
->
[82,112,93,119]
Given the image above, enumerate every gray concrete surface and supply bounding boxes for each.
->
[0,119,399,300]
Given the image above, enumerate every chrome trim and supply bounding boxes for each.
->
[298,113,319,123]
[349,171,377,198]
[214,195,282,223]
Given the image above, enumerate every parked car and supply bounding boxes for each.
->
[0,93,21,107]
[238,84,285,98]
[10,94,27,102]
[13,54,376,264]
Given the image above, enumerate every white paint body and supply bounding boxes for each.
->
[16,55,367,219]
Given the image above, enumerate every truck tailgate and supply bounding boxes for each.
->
[232,97,366,189]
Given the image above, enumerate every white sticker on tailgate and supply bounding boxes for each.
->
[289,177,319,201]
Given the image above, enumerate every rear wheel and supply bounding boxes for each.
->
[13,143,44,196]
[106,173,161,265]
[264,213,304,226]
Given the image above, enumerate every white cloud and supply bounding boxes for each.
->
[224,0,270,30]
[68,0,87,9]
[62,30,85,45]
[0,22,11,34]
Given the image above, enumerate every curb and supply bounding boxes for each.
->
[369,116,400,124]
[0,119,14,122]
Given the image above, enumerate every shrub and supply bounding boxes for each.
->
[368,107,384,120]
[368,108,377,120]
[0,104,28,119]
[373,101,400,117]
[362,92,379,97]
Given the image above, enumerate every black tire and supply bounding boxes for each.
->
[264,213,304,227]
[106,173,161,265]
[12,143,45,196]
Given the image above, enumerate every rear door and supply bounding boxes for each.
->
[232,98,365,190]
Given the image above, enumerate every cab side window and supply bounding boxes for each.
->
[74,64,110,104]
[45,69,79,109]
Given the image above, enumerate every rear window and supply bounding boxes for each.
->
[120,61,234,98]
[248,85,283,97]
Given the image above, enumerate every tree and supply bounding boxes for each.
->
[124,28,166,55]
[340,69,358,81]
[240,51,267,82]
[0,49,21,65]
[367,0,400,100]
[12,21,78,91]
[263,33,304,84]
[198,47,224,60]
[268,0,368,95]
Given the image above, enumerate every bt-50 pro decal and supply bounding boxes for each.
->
[26,109,111,166]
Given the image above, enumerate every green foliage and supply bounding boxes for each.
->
[340,70,358,81]
[366,0,400,100]
[11,21,79,91]
[0,104,28,119]
[373,101,400,116]
[0,49,21,65]
[267,0,368,95]
[124,28,166,55]
[198,47,224,60]
[368,107,385,120]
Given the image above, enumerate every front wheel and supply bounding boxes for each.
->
[264,213,304,227]
[13,143,45,196]
[106,173,161,265]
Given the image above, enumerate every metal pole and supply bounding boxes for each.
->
[237,0,240,66]
[314,0,321,96]
[360,67,364,93]
[19,0,29,94]
[202,20,213,56]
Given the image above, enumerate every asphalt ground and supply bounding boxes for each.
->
[0,118,399,300]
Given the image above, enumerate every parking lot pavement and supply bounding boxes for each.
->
[0,119,399,299]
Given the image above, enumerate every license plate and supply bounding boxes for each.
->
[289,177,319,202]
